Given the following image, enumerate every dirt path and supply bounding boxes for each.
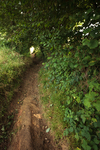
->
[8,62,62,150]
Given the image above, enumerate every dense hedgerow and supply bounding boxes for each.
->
[40,6,100,149]
[40,44,100,149]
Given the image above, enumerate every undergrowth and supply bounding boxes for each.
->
[0,45,32,149]
[39,47,100,150]
[39,68,70,148]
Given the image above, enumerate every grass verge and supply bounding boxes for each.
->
[38,67,70,149]
[0,46,33,150]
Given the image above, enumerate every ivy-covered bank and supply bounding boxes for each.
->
[39,3,100,150]
[40,44,100,149]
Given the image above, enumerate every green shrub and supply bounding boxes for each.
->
[39,47,100,149]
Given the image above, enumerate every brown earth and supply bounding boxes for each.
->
[7,60,68,150]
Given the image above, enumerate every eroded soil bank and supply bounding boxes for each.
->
[7,61,64,150]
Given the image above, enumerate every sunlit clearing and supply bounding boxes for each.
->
[30,46,35,54]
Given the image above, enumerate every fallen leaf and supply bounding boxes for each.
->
[46,128,51,133]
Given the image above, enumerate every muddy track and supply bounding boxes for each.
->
[8,62,63,150]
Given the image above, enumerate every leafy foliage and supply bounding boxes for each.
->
[41,46,100,149]
[39,1,100,149]
[0,45,32,149]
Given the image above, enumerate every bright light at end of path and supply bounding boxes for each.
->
[30,46,35,54]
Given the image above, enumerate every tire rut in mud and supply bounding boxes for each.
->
[8,62,62,150]
[30,99,56,150]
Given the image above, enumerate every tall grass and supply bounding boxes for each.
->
[39,68,70,148]
[0,45,32,148]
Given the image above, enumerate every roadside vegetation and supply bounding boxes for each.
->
[39,43,100,149]
[0,39,33,149]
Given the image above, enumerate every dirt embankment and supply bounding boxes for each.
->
[7,61,64,150]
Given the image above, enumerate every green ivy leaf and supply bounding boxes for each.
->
[83,28,92,34]
[93,137,99,144]
[84,99,91,108]
[94,121,100,128]
[88,40,98,49]
[63,130,66,136]
[82,139,87,148]
[91,118,97,123]
[83,56,91,61]
[85,132,91,141]
[69,46,73,49]
[37,23,40,27]
[90,31,100,38]
[53,63,57,67]
[93,144,98,150]
[81,115,86,123]
[93,101,100,111]
[64,129,69,136]
[89,61,96,66]
[82,38,90,46]
[82,139,91,150]
[47,57,52,60]
[69,127,73,132]
[82,39,98,49]
[75,132,79,141]
[94,15,100,20]
[76,96,81,103]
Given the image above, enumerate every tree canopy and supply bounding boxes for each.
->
[0,0,99,54]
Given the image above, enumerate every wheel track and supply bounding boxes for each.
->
[8,62,62,150]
